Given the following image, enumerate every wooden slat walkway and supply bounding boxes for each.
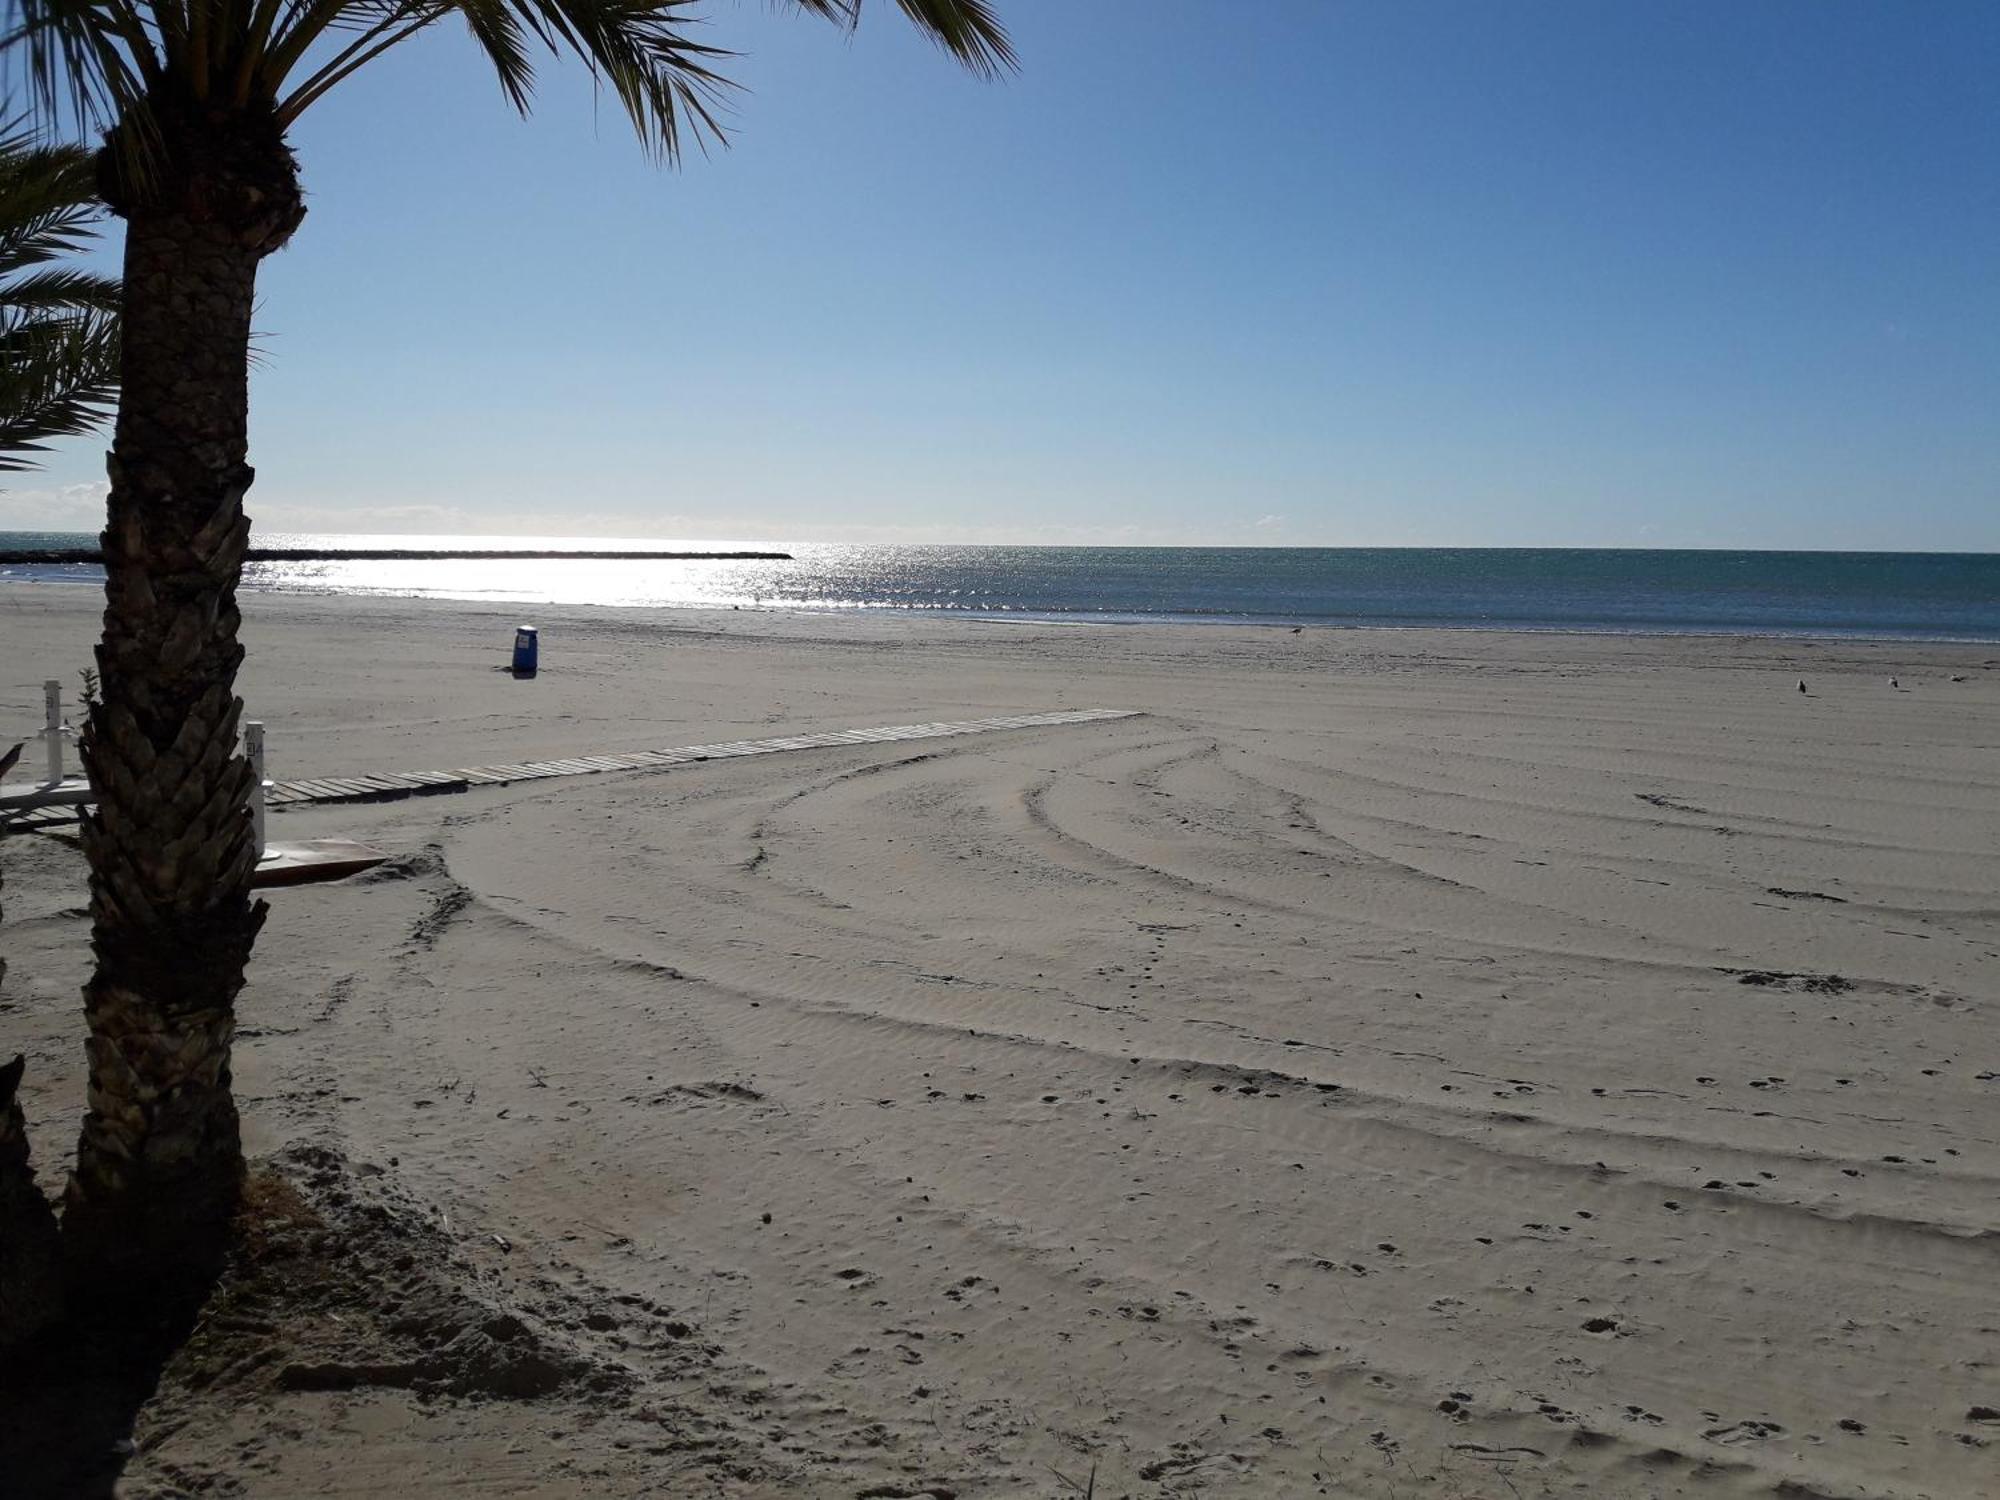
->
[1,708,1137,834]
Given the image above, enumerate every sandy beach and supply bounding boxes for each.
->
[3,585,1996,1498]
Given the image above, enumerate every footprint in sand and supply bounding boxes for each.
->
[1704,1419,1784,1444]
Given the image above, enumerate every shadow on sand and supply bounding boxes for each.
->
[0,1290,209,1500]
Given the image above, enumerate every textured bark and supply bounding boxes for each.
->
[63,103,303,1283]
[2,1050,64,1346]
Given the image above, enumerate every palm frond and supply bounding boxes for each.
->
[890,0,1011,78]
[2,0,1013,171]
[262,0,1009,156]
[2,0,165,134]
[2,263,121,311]
[789,0,1012,79]
[0,197,99,265]
[0,303,117,467]
[0,121,101,258]
[456,0,533,113]
[271,1,456,121]
[0,110,117,468]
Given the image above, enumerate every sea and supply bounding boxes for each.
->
[4,532,1998,642]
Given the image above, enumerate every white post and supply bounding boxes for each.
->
[245,720,266,858]
[43,680,61,784]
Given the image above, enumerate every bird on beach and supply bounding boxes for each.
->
[1890,677,1899,689]
[0,741,23,781]
[1797,679,1807,694]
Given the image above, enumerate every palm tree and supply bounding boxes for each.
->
[1,0,1012,1287]
[0,122,119,469]
[0,122,114,1345]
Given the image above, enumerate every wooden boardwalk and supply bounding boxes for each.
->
[1,709,1137,833]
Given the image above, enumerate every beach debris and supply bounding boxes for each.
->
[1766,887,1848,903]
[1636,791,1706,814]
[1722,967,1854,994]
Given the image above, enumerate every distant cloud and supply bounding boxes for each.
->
[0,481,109,531]
[241,505,1219,548]
[0,491,513,542]
[3,492,1315,549]
[252,501,487,535]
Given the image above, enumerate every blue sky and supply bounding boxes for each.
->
[10,0,1998,548]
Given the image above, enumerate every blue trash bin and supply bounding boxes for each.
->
[512,625,539,676]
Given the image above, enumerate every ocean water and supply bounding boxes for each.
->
[4,532,1998,641]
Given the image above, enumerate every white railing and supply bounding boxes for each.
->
[42,678,72,784]
[12,681,269,857]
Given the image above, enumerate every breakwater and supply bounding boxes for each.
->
[0,547,793,564]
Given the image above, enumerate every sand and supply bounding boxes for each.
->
[2,585,1996,1498]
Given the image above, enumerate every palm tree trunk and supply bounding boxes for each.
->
[63,119,303,1282]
